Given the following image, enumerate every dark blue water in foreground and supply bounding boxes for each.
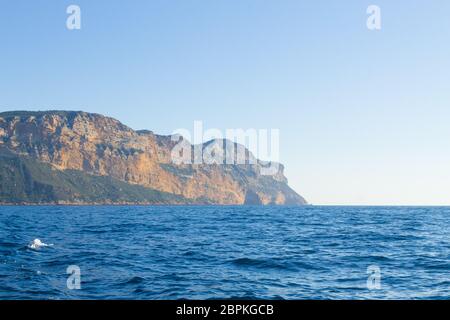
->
[0,206,449,300]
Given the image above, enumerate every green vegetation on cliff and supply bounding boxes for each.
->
[0,148,189,204]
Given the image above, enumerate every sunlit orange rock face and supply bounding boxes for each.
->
[0,111,307,205]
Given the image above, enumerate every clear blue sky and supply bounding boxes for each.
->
[1,1,450,205]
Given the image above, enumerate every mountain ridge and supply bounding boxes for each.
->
[0,110,307,205]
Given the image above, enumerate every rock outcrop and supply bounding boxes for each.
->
[0,111,307,205]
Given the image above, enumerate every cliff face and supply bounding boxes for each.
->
[0,111,307,205]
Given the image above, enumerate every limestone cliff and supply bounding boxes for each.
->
[0,111,307,205]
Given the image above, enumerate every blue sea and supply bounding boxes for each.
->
[0,206,448,300]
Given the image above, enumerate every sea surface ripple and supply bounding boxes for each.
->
[0,206,448,299]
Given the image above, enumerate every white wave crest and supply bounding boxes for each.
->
[28,239,53,250]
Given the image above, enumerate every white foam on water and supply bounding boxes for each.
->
[28,239,53,250]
